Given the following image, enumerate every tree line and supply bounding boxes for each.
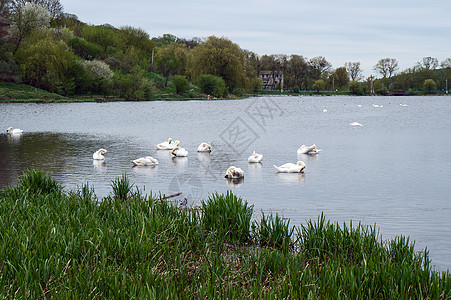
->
[1,0,450,99]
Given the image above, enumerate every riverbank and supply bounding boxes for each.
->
[0,169,449,298]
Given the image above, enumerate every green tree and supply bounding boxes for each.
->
[154,43,189,86]
[189,36,245,90]
[422,79,437,93]
[349,81,363,95]
[332,67,349,88]
[312,79,325,93]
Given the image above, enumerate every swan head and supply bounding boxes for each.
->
[171,146,180,155]
[6,127,13,133]
[168,138,173,144]
[99,149,107,155]
[174,140,180,146]
[225,166,236,178]
[297,161,306,170]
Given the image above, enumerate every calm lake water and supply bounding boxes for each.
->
[1,96,450,271]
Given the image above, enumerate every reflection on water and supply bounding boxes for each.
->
[226,177,244,188]
[1,96,451,271]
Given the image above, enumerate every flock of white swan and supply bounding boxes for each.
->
[91,138,323,179]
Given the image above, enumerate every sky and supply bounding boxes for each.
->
[61,0,451,78]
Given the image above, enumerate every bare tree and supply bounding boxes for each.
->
[441,58,451,69]
[345,62,363,81]
[308,56,332,79]
[373,58,399,78]
[417,56,438,70]
[0,0,13,17]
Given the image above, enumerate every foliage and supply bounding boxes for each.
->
[15,32,77,95]
[422,79,437,93]
[112,66,156,100]
[196,74,226,97]
[0,81,66,99]
[110,173,134,201]
[154,42,189,86]
[312,79,325,92]
[0,58,20,82]
[189,36,246,89]
[169,75,190,95]
[16,169,61,195]
[345,61,363,81]
[332,67,349,88]
[349,80,364,95]
[67,36,101,59]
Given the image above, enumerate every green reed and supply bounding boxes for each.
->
[0,170,449,298]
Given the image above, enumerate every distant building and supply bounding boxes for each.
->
[0,16,11,37]
[259,71,283,90]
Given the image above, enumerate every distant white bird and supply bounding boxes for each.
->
[156,138,180,150]
[323,109,328,113]
[93,149,107,160]
[248,151,263,163]
[224,166,244,179]
[350,122,363,127]
[372,104,383,108]
[274,161,306,173]
[357,104,362,107]
[297,144,321,154]
[197,142,211,152]
[131,156,158,166]
[400,103,408,107]
[171,146,188,157]
[6,127,23,134]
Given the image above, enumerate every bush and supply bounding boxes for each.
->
[170,75,190,95]
[291,85,300,93]
[68,36,102,60]
[196,74,226,98]
[0,59,21,82]
[113,66,156,100]
[349,81,363,95]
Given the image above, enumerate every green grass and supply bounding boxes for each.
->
[0,170,449,298]
[0,82,67,101]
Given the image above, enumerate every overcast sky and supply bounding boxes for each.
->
[61,0,451,77]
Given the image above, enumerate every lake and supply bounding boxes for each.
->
[1,95,450,271]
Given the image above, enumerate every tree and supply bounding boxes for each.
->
[189,36,245,89]
[417,57,438,70]
[373,58,399,78]
[10,0,62,17]
[154,43,188,86]
[332,67,349,88]
[422,79,437,93]
[0,0,13,17]
[312,79,325,92]
[9,2,50,53]
[349,81,363,95]
[308,56,332,79]
[441,58,451,69]
[345,62,363,81]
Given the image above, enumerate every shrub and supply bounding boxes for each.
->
[170,75,190,95]
[113,66,156,100]
[68,36,102,59]
[349,81,363,95]
[196,74,226,98]
[18,169,61,195]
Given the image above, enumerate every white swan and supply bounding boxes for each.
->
[248,151,263,163]
[400,103,408,107]
[131,156,158,166]
[93,149,107,160]
[323,109,328,113]
[372,104,383,108]
[6,127,23,134]
[171,146,188,157]
[156,138,180,150]
[274,161,306,173]
[297,144,321,154]
[350,122,363,127]
[224,166,244,179]
[197,142,211,152]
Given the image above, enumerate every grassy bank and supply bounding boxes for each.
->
[0,170,450,298]
[0,82,228,103]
